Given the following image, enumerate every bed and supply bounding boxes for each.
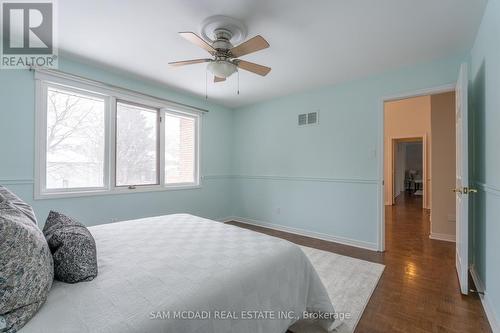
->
[21,214,339,333]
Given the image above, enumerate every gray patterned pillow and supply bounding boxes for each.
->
[0,186,37,224]
[0,187,54,333]
[43,211,98,283]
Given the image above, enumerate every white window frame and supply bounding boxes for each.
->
[34,70,202,199]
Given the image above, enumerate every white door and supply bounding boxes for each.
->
[455,63,469,295]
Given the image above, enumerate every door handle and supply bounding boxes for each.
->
[463,187,478,194]
[453,187,478,194]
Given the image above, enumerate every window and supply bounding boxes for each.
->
[45,87,106,190]
[116,102,159,187]
[35,72,201,198]
[165,113,196,185]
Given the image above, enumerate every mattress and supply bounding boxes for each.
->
[21,214,338,333]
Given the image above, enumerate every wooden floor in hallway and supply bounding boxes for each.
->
[228,193,492,333]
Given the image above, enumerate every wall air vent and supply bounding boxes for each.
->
[307,112,317,124]
[298,111,319,126]
[298,113,307,126]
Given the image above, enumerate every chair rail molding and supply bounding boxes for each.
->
[0,178,34,185]
[227,174,378,184]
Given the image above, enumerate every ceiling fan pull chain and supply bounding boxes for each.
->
[205,70,208,99]
[237,70,240,95]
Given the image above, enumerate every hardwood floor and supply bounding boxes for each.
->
[227,193,492,333]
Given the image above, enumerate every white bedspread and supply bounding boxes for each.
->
[21,214,338,333]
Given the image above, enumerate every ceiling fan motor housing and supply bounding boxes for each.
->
[208,28,237,78]
[212,29,233,50]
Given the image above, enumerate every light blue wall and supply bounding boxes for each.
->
[469,0,500,325]
[0,57,234,226]
[0,11,496,326]
[231,55,464,249]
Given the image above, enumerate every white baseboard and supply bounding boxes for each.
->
[470,265,485,293]
[470,265,500,333]
[429,232,455,242]
[219,216,379,252]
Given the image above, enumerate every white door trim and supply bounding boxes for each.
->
[378,83,456,252]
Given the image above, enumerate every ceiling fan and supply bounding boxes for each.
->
[169,17,271,83]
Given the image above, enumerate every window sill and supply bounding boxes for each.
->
[34,184,202,200]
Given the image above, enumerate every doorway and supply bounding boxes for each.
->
[378,65,470,296]
[383,94,431,210]
[393,138,424,207]
[381,88,457,248]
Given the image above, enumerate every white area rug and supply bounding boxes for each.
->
[290,246,385,333]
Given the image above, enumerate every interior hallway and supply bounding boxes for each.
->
[228,194,491,332]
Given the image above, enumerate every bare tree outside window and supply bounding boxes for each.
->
[116,102,158,186]
[46,88,105,189]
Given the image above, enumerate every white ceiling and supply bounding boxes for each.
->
[58,0,487,108]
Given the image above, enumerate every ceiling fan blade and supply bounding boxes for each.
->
[230,35,270,58]
[169,59,211,67]
[235,60,271,76]
[214,76,226,83]
[179,32,216,55]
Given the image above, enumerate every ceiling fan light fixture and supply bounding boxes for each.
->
[207,61,237,78]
